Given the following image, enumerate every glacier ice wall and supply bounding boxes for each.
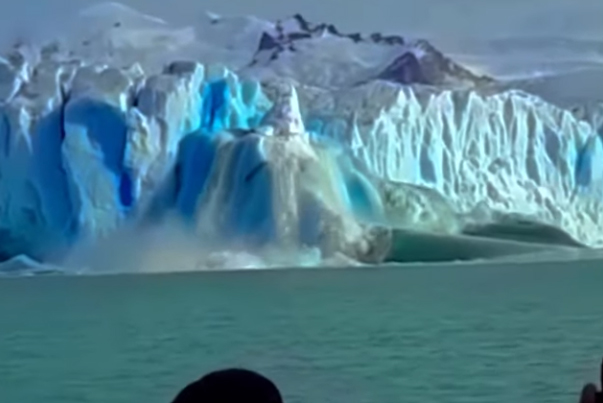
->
[0,26,602,268]
[0,55,392,264]
[296,81,603,245]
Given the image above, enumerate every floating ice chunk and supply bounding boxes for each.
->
[0,254,63,276]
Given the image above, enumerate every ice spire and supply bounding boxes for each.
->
[259,84,305,136]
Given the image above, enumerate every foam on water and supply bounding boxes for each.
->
[0,2,601,275]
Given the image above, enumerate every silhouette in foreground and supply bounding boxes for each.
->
[171,368,283,403]
[579,357,603,403]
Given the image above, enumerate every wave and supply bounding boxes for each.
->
[0,3,601,274]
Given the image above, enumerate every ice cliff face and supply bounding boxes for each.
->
[0,5,601,270]
[298,82,603,243]
[0,52,393,264]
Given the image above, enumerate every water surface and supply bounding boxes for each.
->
[1,261,602,403]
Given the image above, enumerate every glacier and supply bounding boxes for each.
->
[0,3,602,274]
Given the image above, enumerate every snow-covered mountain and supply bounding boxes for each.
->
[243,14,493,88]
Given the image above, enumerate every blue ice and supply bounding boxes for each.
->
[200,80,230,135]
[64,98,134,210]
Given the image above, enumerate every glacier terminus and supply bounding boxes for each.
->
[0,3,602,274]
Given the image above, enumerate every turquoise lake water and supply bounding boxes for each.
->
[1,260,602,403]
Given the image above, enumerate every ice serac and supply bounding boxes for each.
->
[63,65,137,238]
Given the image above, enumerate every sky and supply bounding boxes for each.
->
[1,0,601,48]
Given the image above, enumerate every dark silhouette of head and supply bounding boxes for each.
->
[171,368,283,403]
[580,384,598,403]
[580,357,603,403]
